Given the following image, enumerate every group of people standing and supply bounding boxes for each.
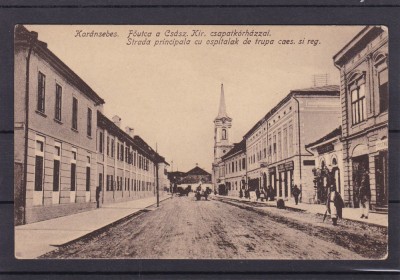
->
[239,184,302,205]
[326,168,371,226]
[236,168,371,227]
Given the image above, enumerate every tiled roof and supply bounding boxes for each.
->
[97,111,165,162]
[221,138,246,160]
[243,85,339,139]
[186,166,211,176]
[305,126,342,148]
[291,85,339,93]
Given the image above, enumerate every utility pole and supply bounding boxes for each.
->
[156,143,159,207]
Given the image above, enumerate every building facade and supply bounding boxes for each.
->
[14,25,168,224]
[96,112,167,205]
[305,126,345,204]
[243,85,341,203]
[333,26,388,211]
[14,25,105,224]
[220,139,246,197]
[212,84,234,191]
[178,166,213,191]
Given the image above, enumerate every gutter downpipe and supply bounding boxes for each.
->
[292,95,303,188]
[334,61,352,208]
[23,33,36,225]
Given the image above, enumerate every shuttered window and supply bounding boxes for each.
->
[37,72,46,113]
[53,160,60,191]
[86,167,90,191]
[71,163,76,191]
[34,156,44,191]
[72,97,78,130]
[55,84,62,121]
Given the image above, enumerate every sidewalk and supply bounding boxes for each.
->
[15,194,171,259]
[215,195,388,227]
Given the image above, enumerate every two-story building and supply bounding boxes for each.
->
[14,25,105,224]
[243,85,341,203]
[96,113,166,204]
[14,25,168,225]
[333,26,388,212]
[221,139,246,196]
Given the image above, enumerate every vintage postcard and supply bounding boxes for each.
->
[14,25,388,259]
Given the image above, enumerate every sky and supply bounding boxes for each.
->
[25,25,364,173]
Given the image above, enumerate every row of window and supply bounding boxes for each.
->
[98,132,152,171]
[247,125,294,166]
[350,67,388,125]
[105,174,153,192]
[34,138,91,195]
[226,181,240,191]
[225,158,246,175]
[37,72,93,137]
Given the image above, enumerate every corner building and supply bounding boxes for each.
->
[244,85,341,203]
[333,26,388,211]
[14,25,105,224]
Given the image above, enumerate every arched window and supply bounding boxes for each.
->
[374,53,388,113]
[332,157,337,166]
[222,129,227,140]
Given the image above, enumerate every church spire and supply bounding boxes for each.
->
[216,83,230,119]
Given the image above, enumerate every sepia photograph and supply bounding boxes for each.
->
[14,24,388,260]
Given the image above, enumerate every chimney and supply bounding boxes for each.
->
[125,126,134,138]
[112,115,121,127]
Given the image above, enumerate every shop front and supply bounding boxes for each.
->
[268,167,277,197]
[277,161,294,199]
[374,138,388,208]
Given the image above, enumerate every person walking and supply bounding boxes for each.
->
[292,184,301,205]
[359,169,371,219]
[326,184,345,226]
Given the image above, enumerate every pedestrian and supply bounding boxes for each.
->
[245,188,250,200]
[267,185,274,201]
[292,184,301,205]
[359,169,371,219]
[326,184,345,226]
[255,187,261,201]
[95,186,101,208]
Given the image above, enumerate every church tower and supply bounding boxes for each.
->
[213,84,233,164]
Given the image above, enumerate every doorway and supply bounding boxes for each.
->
[352,154,369,208]
[375,151,388,207]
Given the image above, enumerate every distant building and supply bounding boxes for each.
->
[167,171,186,185]
[220,139,246,196]
[243,85,341,203]
[333,26,388,212]
[14,25,105,224]
[157,160,171,192]
[212,84,234,191]
[178,166,213,191]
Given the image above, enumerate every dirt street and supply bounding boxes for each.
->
[41,195,387,259]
